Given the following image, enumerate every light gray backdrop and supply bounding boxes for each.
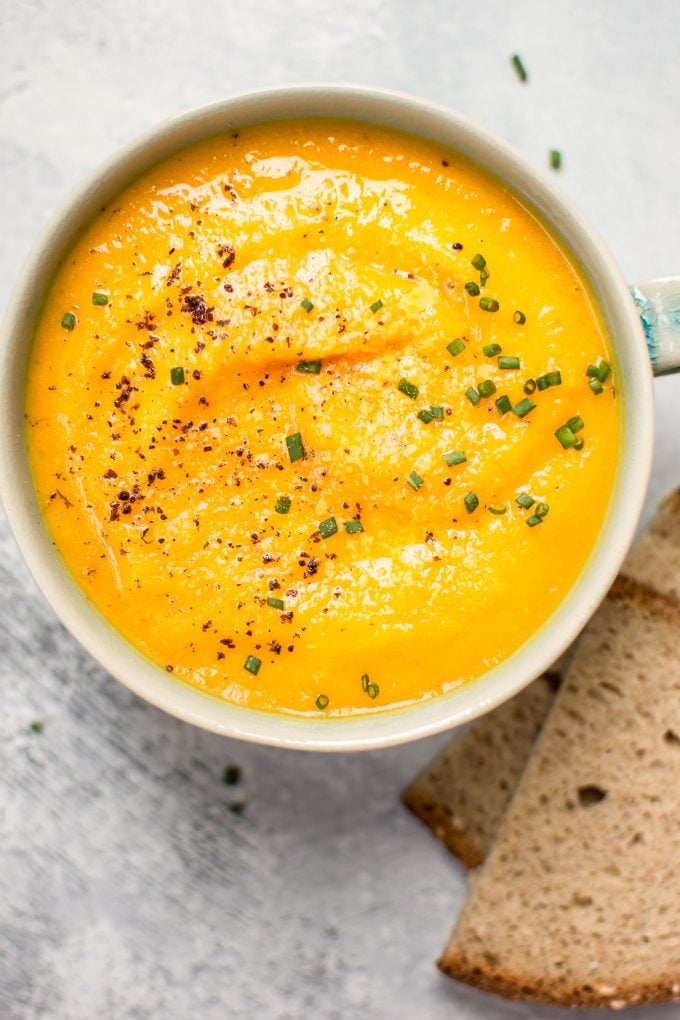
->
[1,2,679,1017]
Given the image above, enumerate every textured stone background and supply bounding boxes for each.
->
[2,2,680,1017]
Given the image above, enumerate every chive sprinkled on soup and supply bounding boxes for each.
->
[26,119,619,715]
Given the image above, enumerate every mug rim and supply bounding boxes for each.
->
[0,83,654,750]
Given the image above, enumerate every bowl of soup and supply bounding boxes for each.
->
[0,85,661,749]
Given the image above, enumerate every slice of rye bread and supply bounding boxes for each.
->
[403,488,680,869]
[438,571,680,1009]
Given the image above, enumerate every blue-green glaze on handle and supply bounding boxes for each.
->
[630,277,680,376]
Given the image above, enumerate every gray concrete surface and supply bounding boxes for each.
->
[1,2,679,1017]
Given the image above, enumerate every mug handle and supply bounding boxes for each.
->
[630,277,680,376]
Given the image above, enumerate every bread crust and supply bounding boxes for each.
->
[438,952,680,1010]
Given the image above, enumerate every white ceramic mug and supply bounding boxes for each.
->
[1,85,678,750]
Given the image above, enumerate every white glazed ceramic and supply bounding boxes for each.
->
[1,84,677,751]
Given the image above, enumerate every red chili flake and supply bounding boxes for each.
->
[217,243,235,268]
[167,262,182,286]
[136,311,157,331]
[182,293,214,325]
[141,352,156,379]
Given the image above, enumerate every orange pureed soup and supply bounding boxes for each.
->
[27,119,619,715]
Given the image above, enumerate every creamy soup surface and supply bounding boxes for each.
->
[27,119,619,715]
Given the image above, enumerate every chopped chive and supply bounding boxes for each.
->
[478,379,497,397]
[597,360,611,382]
[430,405,444,419]
[61,312,76,330]
[446,338,465,357]
[30,720,44,733]
[222,765,241,785]
[586,364,600,378]
[588,378,604,395]
[499,356,520,370]
[319,516,338,539]
[471,253,486,270]
[398,378,419,399]
[513,310,526,324]
[464,491,479,514]
[465,386,480,406]
[370,299,383,314]
[574,437,585,450]
[407,470,424,491]
[92,291,108,306]
[550,149,562,170]
[243,655,262,675]
[480,270,489,286]
[361,673,370,692]
[536,375,550,391]
[465,281,480,296]
[546,370,562,387]
[535,502,550,518]
[417,408,434,424]
[516,492,535,509]
[170,366,185,385]
[443,450,466,467]
[315,694,330,710]
[555,424,578,449]
[479,296,500,312]
[488,504,507,515]
[275,495,291,514]
[267,596,285,610]
[566,415,584,433]
[296,359,322,374]
[526,514,542,527]
[343,520,364,534]
[523,378,537,394]
[483,343,502,357]
[511,53,528,83]
[495,394,512,415]
[366,682,380,699]
[286,432,305,462]
[513,398,536,418]
[300,298,314,312]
